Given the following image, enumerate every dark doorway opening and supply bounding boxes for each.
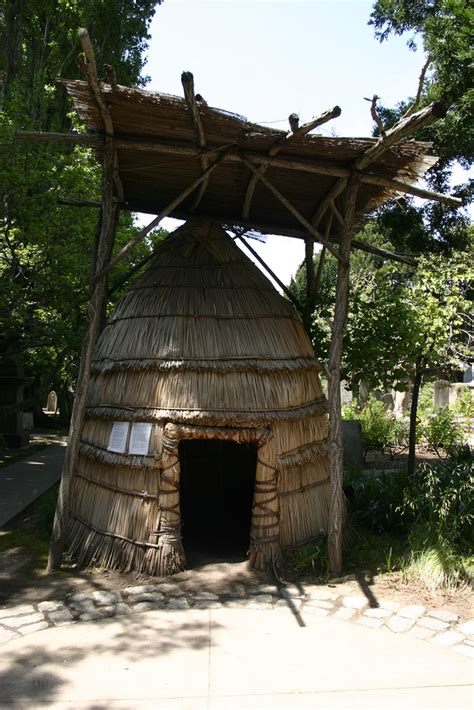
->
[179,439,257,565]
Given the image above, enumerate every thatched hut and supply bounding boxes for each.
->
[68,219,329,576]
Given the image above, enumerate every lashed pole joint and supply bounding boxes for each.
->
[240,154,346,265]
[78,28,124,203]
[242,105,341,220]
[181,71,209,212]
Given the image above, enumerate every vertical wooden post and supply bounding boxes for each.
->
[147,423,186,576]
[47,137,119,572]
[327,178,359,577]
[249,436,281,571]
[303,237,315,336]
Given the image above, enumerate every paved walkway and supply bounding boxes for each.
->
[0,604,472,709]
[0,442,66,526]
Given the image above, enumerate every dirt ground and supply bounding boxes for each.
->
[1,538,472,622]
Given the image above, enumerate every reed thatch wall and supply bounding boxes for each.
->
[68,220,330,575]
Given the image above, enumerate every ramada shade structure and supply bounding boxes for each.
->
[70,220,329,574]
[28,30,459,576]
[59,77,440,241]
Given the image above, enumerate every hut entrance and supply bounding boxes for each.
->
[179,439,257,565]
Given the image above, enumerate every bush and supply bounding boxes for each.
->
[345,468,408,534]
[402,529,468,591]
[399,460,473,551]
[343,397,408,454]
[422,407,465,456]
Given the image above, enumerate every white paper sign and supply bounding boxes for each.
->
[108,421,129,453]
[129,422,153,456]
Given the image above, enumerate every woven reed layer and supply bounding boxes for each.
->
[68,220,330,575]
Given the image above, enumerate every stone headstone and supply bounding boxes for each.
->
[46,391,58,413]
[342,420,363,469]
[434,380,450,409]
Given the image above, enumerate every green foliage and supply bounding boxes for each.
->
[343,397,408,452]
[0,1,164,416]
[287,539,329,577]
[369,0,473,250]
[399,460,474,549]
[422,407,466,454]
[402,530,468,591]
[454,387,474,420]
[345,468,408,534]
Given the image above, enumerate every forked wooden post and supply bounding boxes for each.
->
[327,179,359,576]
[47,137,118,571]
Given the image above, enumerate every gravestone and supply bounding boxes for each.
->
[434,380,450,409]
[342,420,363,469]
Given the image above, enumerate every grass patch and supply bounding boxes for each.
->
[1,483,59,576]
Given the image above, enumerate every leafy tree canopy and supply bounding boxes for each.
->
[369,0,473,253]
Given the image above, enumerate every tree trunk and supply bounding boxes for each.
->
[407,364,423,477]
[327,179,359,577]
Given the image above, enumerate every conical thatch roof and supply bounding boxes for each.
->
[69,220,330,576]
[88,219,326,426]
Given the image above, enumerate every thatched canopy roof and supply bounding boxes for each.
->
[88,220,326,427]
[62,79,437,238]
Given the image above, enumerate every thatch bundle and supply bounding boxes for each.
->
[68,220,329,575]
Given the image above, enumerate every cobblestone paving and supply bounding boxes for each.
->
[0,583,472,657]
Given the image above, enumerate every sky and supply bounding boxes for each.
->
[136,0,431,287]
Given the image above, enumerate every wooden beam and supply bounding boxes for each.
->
[310,100,449,232]
[16,130,462,207]
[181,71,209,211]
[240,155,344,264]
[311,179,348,228]
[55,196,417,266]
[242,105,341,219]
[361,174,462,207]
[94,148,231,281]
[78,28,124,202]
[355,101,447,171]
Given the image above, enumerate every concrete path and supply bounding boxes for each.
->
[0,606,472,709]
[0,443,66,526]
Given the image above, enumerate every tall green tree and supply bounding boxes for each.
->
[0,0,164,422]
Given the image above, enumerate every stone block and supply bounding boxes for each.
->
[397,604,426,619]
[48,609,74,626]
[121,585,157,597]
[167,597,189,609]
[92,590,119,606]
[386,616,415,633]
[427,609,459,623]
[333,607,356,621]
[0,605,35,619]
[18,621,49,635]
[155,584,185,596]
[363,607,392,619]
[342,595,367,610]
[3,612,45,628]
[38,601,65,613]
[417,616,449,631]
